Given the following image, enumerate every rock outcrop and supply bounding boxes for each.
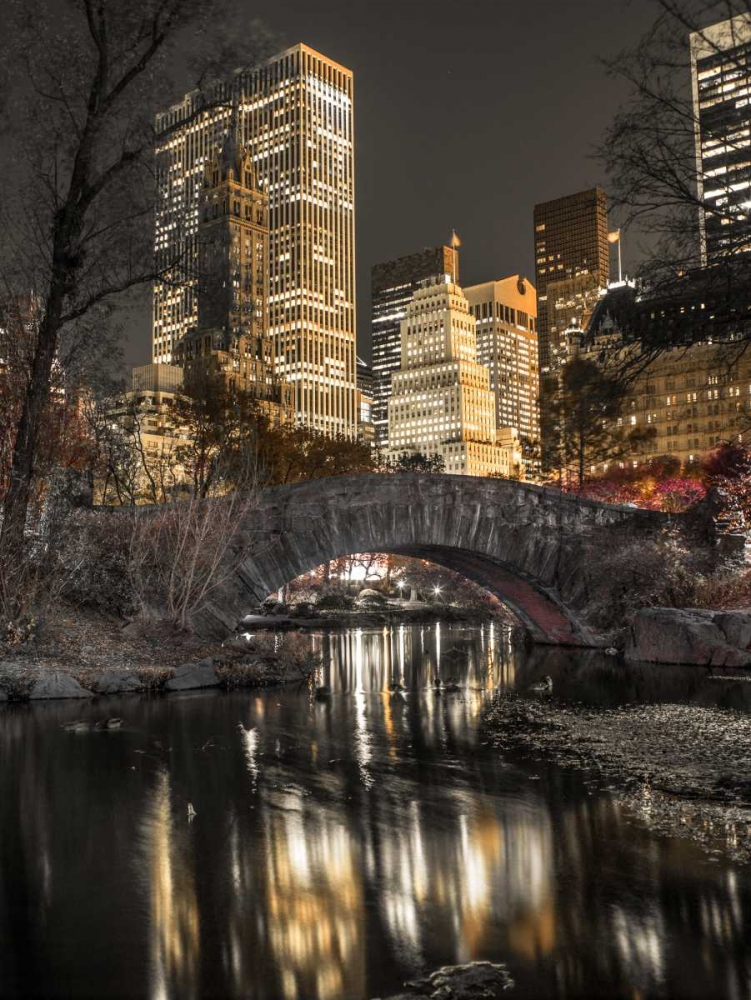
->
[91,671,143,695]
[29,672,92,699]
[626,608,751,667]
[164,658,220,691]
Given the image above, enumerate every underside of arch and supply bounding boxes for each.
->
[225,542,592,647]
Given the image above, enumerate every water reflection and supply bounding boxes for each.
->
[141,771,200,1000]
[0,625,750,1000]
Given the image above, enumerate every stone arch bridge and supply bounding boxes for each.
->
[195,473,687,645]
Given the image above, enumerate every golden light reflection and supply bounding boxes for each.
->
[140,771,200,1000]
[261,792,366,1000]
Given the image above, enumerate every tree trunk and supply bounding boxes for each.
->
[1,299,65,572]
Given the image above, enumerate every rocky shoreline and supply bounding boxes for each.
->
[483,693,751,864]
[0,602,512,703]
[0,604,318,702]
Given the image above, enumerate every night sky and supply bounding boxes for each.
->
[124,0,659,369]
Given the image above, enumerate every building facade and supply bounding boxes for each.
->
[580,287,751,469]
[173,140,293,425]
[356,356,375,445]
[388,277,518,477]
[533,187,610,377]
[464,275,540,448]
[103,365,188,501]
[153,43,356,437]
[371,245,459,447]
[690,14,751,263]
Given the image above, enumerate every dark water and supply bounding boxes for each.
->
[1,624,751,1000]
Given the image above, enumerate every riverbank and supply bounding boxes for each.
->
[244,601,516,630]
[0,601,512,701]
[483,693,751,864]
[0,603,317,700]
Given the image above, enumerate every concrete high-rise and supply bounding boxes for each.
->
[173,137,294,425]
[388,277,518,477]
[371,245,459,447]
[533,187,610,376]
[691,14,751,263]
[464,275,540,447]
[153,44,356,437]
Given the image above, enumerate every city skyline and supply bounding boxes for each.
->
[121,0,657,371]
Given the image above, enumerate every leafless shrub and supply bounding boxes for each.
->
[126,489,258,631]
[584,531,725,629]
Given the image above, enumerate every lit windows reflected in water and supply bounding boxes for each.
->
[0,624,750,1000]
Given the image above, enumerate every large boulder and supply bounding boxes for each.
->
[29,672,92,700]
[164,658,220,691]
[626,608,751,667]
[91,671,143,695]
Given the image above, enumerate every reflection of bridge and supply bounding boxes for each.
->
[198,474,676,645]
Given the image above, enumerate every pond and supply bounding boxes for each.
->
[1,624,750,999]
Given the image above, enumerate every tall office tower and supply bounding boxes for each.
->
[388,277,517,477]
[691,14,751,262]
[195,139,268,338]
[153,44,356,437]
[371,245,459,447]
[533,187,610,377]
[174,141,294,424]
[464,275,540,447]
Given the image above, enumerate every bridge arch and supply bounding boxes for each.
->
[196,474,675,645]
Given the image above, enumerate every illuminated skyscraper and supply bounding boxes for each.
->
[690,14,751,262]
[371,245,459,447]
[464,275,539,446]
[533,187,609,376]
[153,44,356,437]
[388,277,518,477]
[173,140,294,424]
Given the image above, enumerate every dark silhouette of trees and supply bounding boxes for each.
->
[600,0,751,363]
[385,451,446,474]
[0,0,271,616]
[546,358,656,489]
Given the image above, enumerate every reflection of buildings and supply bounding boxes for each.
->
[140,771,200,1000]
[261,796,365,1000]
[387,277,519,477]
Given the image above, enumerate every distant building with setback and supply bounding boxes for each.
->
[464,275,540,450]
[691,14,751,262]
[371,245,459,447]
[388,277,519,478]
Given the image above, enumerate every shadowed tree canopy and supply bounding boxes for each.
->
[600,0,751,362]
[545,357,656,488]
[0,0,274,612]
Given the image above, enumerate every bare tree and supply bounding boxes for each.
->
[0,0,272,610]
[126,489,258,631]
[600,0,751,363]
